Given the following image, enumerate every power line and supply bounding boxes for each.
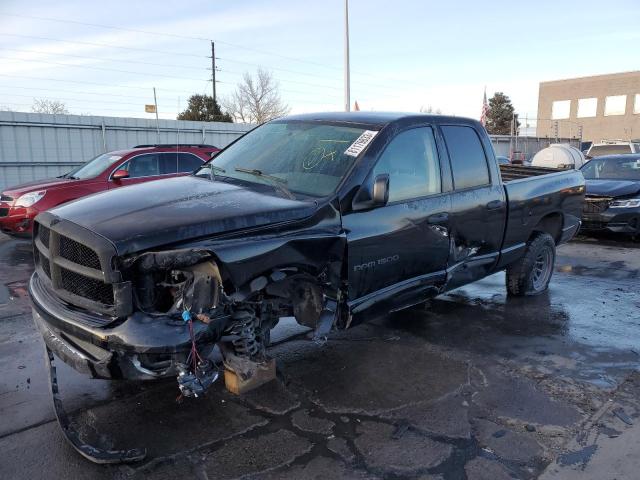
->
[0,46,343,93]
[0,52,367,97]
[0,56,209,81]
[0,12,213,42]
[0,101,179,114]
[0,73,339,102]
[215,66,342,91]
[0,73,196,94]
[216,56,399,92]
[0,13,336,70]
[0,84,177,100]
[0,47,211,71]
[216,67,402,100]
[3,92,151,107]
[0,78,340,107]
[0,13,427,88]
[0,33,208,58]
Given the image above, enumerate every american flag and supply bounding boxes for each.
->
[480,88,489,126]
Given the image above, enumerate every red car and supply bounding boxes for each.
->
[0,144,217,237]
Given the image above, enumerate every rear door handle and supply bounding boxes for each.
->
[486,200,504,210]
[427,212,449,225]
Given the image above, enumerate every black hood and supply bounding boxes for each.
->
[49,176,317,255]
[585,179,640,198]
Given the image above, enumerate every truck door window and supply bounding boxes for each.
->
[441,126,490,190]
[122,154,160,178]
[372,127,441,202]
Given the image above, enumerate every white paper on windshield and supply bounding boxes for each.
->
[344,130,378,157]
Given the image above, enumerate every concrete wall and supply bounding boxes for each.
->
[537,71,640,143]
[0,111,253,190]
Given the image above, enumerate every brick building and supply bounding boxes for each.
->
[537,71,640,143]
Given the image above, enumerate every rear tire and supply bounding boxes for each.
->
[506,233,556,296]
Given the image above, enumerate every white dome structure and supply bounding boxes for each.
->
[531,144,586,169]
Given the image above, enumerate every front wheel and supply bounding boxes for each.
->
[506,233,556,296]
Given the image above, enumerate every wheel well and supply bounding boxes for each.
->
[532,213,563,244]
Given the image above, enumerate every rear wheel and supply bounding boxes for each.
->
[506,233,556,296]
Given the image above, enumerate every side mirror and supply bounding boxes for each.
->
[112,169,130,181]
[372,174,389,206]
[352,173,389,211]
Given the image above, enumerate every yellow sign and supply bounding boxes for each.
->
[145,104,157,113]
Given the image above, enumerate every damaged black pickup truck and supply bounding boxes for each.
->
[30,112,584,462]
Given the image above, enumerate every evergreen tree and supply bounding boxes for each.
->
[485,92,519,135]
[177,95,232,122]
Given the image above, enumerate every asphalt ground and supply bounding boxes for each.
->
[0,232,639,480]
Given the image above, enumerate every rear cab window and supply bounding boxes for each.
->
[441,125,490,190]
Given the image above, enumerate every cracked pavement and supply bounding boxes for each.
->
[0,233,639,479]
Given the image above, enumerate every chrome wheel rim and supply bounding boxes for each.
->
[532,247,553,291]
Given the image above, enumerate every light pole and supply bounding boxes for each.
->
[344,0,350,112]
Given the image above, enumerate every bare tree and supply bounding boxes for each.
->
[32,98,69,114]
[420,105,442,114]
[221,69,289,124]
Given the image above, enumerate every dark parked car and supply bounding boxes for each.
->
[580,154,640,235]
[0,144,216,236]
[29,112,584,462]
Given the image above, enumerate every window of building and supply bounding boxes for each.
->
[441,125,490,190]
[372,127,441,202]
[577,98,598,118]
[634,94,640,114]
[604,95,626,116]
[551,100,571,119]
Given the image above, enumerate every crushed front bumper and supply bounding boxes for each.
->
[581,208,640,234]
[29,272,223,380]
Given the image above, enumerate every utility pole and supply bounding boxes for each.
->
[344,0,350,112]
[153,87,160,143]
[211,41,216,104]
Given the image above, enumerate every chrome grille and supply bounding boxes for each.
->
[38,251,51,278]
[33,215,131,319]
[39,225,50,248]
[60,266,114,305]
[59,235,101,270]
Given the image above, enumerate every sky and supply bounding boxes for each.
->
[0,0,639,125]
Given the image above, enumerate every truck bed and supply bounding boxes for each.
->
[498,166,585,268]
[499,164,564,183]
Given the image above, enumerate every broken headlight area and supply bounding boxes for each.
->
[121,250,342,398]
[125,250,223,317]
[122,250,230,397]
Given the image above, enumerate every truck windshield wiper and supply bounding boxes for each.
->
[234,167,295,199]
[201,163,226,181]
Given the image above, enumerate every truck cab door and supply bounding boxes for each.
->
[342,126,451,322]
[439,125,507,289]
